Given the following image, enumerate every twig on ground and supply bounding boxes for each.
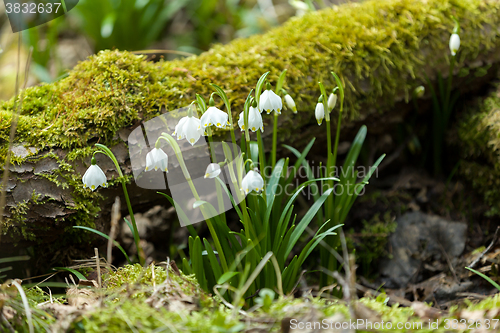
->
[107,197,121,267]
[94,248,101,289]
[468,226,500,269]
[439,243,460,285]
[1,312,15,333]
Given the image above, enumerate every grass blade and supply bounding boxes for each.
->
[73,226,131,264]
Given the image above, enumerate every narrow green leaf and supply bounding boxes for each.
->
[285,188,335,258]
[192,237,207,291]
[218,271,239,285]
[53,267,87,281]
[331,71,344,102]
[275,69,288,94]
[0,256,30,264]
[466,267,500,291]
[255,71,270,110]
[73,226,131,264]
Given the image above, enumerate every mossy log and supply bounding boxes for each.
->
[1,0,500,247]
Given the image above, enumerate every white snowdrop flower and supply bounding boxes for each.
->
[200,106,229,129]
[315,102,325,126]
[259,87,282,115]
[204,163,221,179]
[449,33,460,56]
[415,86,425,98]
[238,106,264,132]
[284,94,297,113]
[327,93,337,111]
[172,116,203,146]
[82,159,107,191]
[145,147,168,172]
[241,169,264,194]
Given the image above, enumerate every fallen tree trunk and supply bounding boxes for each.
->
[1,0,500,248]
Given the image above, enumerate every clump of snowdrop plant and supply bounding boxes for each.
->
[420,16,461,176]
[314,73,385,286]
[80,68,383,308]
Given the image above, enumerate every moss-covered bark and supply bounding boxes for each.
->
[1,0,500,246]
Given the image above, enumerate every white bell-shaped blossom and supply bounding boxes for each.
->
[204,163,221,179]
[284,94,297,113]
[449,33,460,56]
[241,169,264,194]
[259,89,282,115]
[82,162,107,191]
[200,106,229,129]
[172,116,204,146]
[145,147,168,172]
[328,93,337,111]
[238,106,264,132]
[315,102,325,126]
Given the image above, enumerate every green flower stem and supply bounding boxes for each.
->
[159,134,229,273]
[271,113,278,169]
[94,143,145,266]
[256,131,266,180]
[206,130,226,224]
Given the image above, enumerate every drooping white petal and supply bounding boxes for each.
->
[241,170,264,194]
[327,93,337,111]
[259,90,283,114]
[184,117,202,145]
[315,103,325,126]
[248,106,264,132]
[449,33,460,56]
[204,163,221,179]
[173,117,188,139]
[82,164,108,191]
[145,148,169,172]
[200,106,229,129]
[174,116,203,145]
[238,111,245,131]
[284,94,297,113]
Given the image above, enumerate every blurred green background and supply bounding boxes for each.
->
[0,0,344,100]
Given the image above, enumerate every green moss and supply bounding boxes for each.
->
[2,0,500,243]
[457,81,500,215]
[347,212,398,277]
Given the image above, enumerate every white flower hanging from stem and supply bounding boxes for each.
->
[145,142,169,172]
[82,156,108,191]
[172,104,204,146]
[241,168,264,194]
[315,96,325,125]
[204,163,221,179]
[259,82,282,115]
[284,92,297,113]
[200,95,230,129]
[238,100,264,133]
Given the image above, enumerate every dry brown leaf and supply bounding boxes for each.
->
[66,287,97,309]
